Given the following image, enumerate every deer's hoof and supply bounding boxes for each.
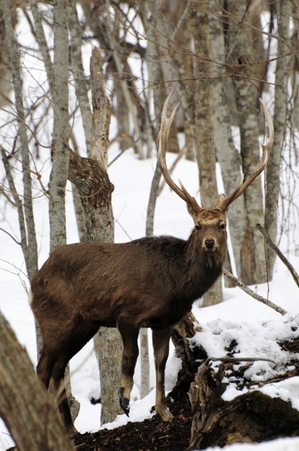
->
[119,387,130,417]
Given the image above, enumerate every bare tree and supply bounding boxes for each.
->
[0,0,38,281]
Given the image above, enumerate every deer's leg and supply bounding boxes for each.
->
[152,327,173,422]
[39,321,99,437]
[36,350,56,388]
[118,323,139,416]
[36,342,77,436]
[51,357,77,437]
[54,321,100,436]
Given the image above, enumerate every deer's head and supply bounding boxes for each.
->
[158,93,274,256]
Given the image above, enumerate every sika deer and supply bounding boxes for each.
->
[30,94,273,436]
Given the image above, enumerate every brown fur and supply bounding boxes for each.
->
[30,208,227,435]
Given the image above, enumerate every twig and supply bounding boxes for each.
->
[206,356,276,365]
[222,268,287,316]
[0,228,21,245]
[257,223,299,289]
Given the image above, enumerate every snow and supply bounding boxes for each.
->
[1,147,299,450]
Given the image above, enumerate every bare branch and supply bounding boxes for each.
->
[257,223,299,289]
[222,268,287,316]
[206,356,276,365]
[0,228,21,246]
[1,146,29,258]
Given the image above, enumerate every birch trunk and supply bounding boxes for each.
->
[265,0,291,277]
[90,49,122,425]
[191,3,223,305]
[68,48,122,425]
[48,0,70,252]
[227,0,267,285]
[142,0,167,399]
[145,0,165,238]
[68,1,92,155]
[208,0,246,278]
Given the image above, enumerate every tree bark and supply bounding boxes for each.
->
[144,0,164,238]
[265,0,291,277]
[143,0,167,397]
[208,0,246,279]
[68,48,122,425]
[68,1,93,155]
[49,0,70,252]
[191,2,223,305]
[226,0,267,285]
[0,312,75,451]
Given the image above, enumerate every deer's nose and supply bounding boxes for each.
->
[205,239,215,249]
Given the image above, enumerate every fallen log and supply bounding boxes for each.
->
[188,360,299,450]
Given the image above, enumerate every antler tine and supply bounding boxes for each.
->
[158,93,202,214]
[218,98,274,212]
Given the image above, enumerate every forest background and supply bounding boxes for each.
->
[0,0,299,449]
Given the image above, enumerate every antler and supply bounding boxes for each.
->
[158,93,202,215]
[217,98,274,212]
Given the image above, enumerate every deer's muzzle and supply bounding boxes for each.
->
[204,239,217,251]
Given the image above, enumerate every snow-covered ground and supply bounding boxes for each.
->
[1,147,299,450]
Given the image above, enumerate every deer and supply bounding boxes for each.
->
[30,93,274,437]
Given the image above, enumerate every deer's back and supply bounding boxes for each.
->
[30,237,197,329]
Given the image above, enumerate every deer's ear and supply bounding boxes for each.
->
[216,194,227,210]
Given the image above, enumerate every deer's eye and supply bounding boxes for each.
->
[195,223,202,231]
[219,223,226,230]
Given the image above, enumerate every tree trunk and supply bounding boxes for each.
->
[68,48,122,425]
[265,0,291,277]
[209,0,246,279]
[226,0,267,285]
[68,1,93,155]
[143,0,167,398]
[191,2,223,305]
[145,0,165,237]
[49,0,70,252]
[0,312,75,451]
